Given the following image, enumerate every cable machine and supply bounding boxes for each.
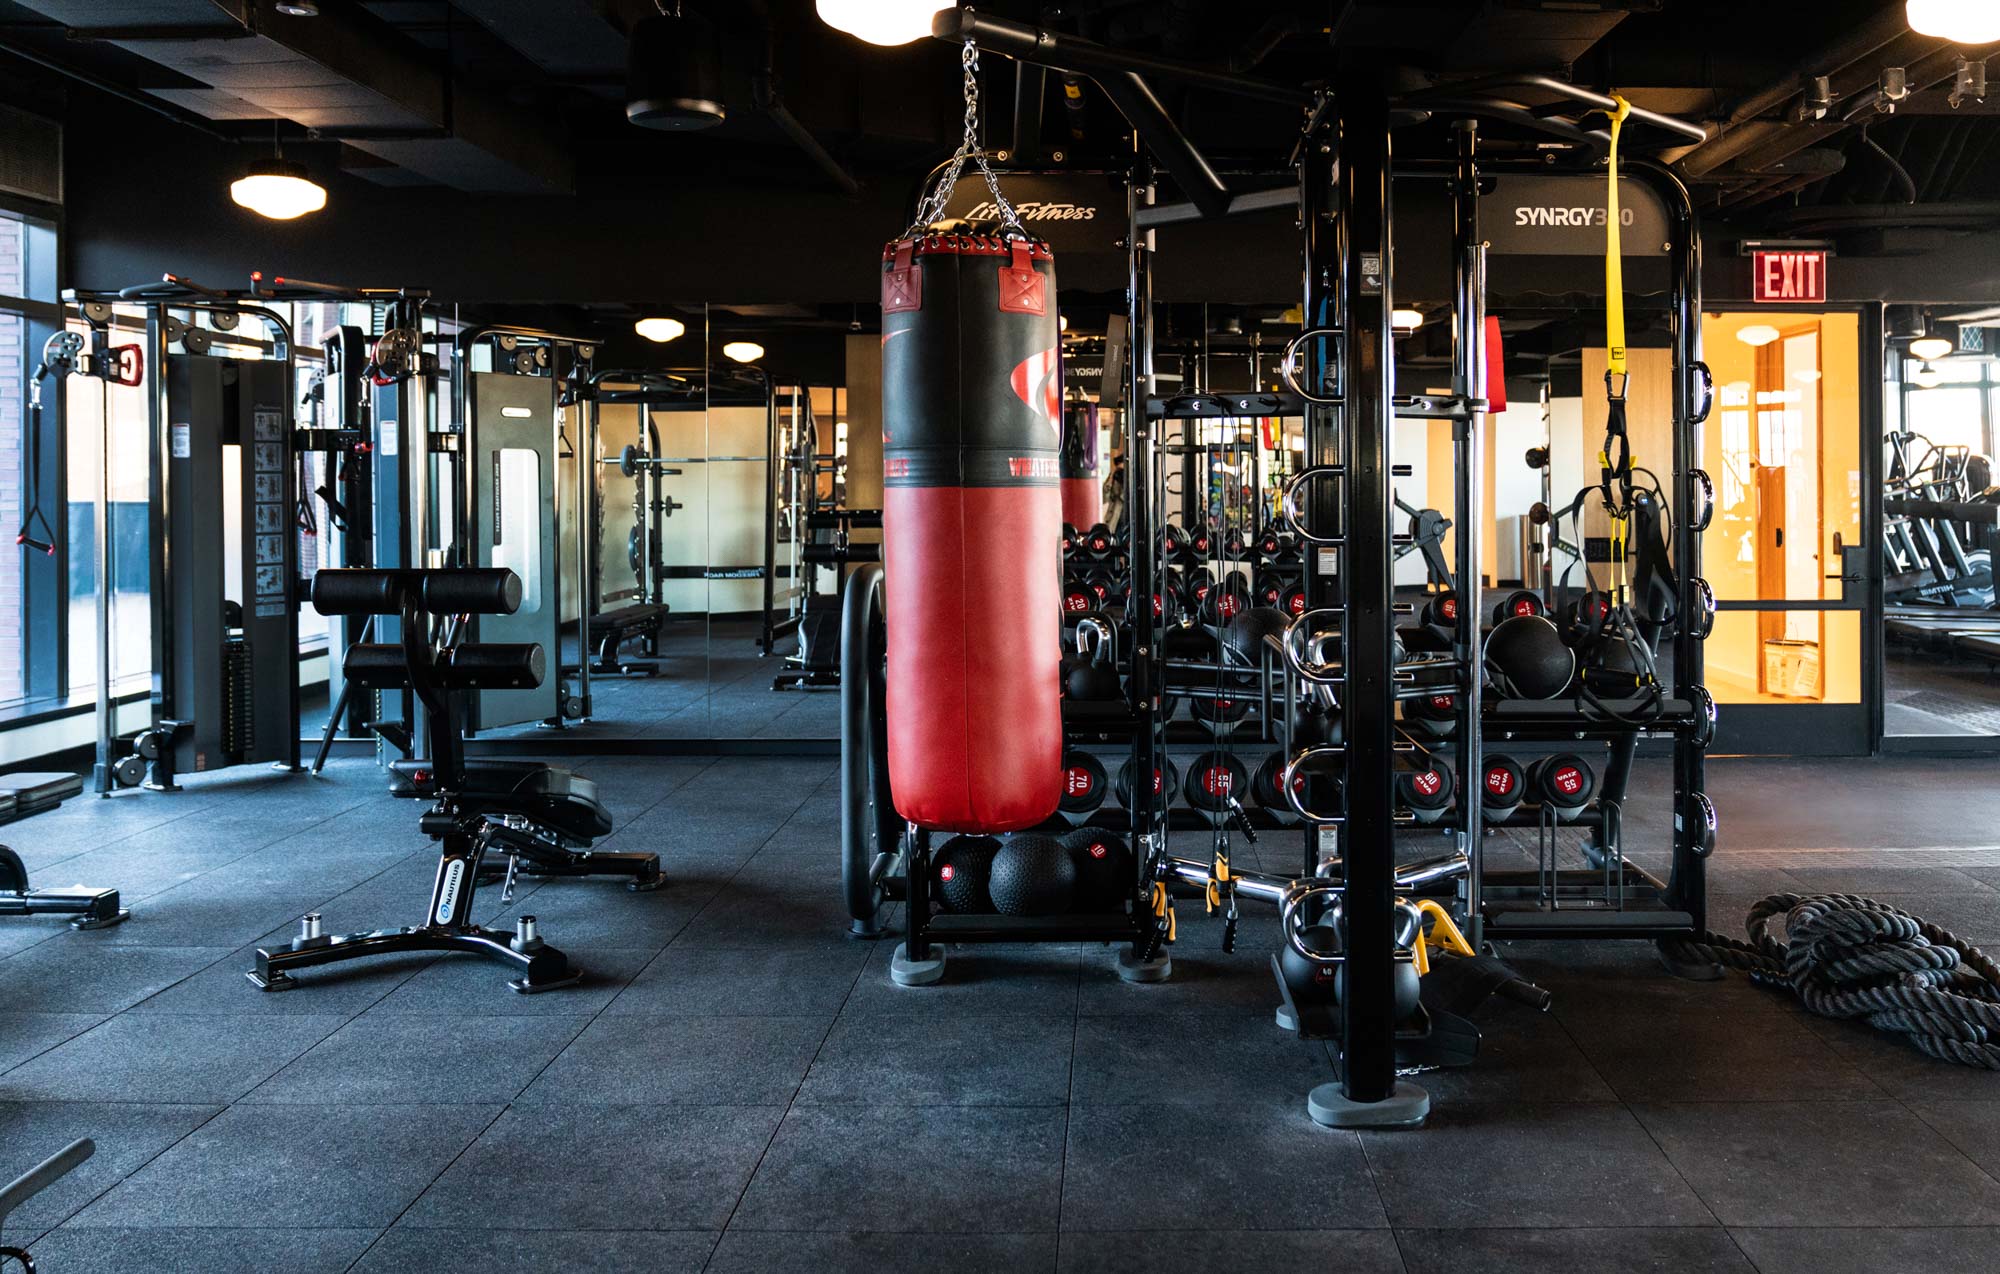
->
[61,274,424,792]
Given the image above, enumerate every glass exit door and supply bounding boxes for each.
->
[1700,309,1868,753]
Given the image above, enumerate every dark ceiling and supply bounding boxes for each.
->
[1,0,1996,224]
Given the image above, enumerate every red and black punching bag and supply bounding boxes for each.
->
[1059,400,1103,530]
[881,232,1064,831]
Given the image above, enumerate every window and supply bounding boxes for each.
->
[1,207,59,708]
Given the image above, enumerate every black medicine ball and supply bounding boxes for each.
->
[933,835,1000,914]
[989,832,1077,915]
[1483,614,1576,700]
[1061,827,1132,911]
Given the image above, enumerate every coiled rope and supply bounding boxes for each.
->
[1669,893,2000,1069]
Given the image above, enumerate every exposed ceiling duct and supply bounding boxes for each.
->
[8,0,575,192]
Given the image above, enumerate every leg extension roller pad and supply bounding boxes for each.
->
[890,942,946,986]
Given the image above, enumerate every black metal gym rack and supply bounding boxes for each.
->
[842,8,1722,1128]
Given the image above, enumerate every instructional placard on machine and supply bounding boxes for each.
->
[171,425,191,459]
[255,565,285,596]
[253,504,285,533]
[254,474,283,501]
[254,442,284,472]
[255,533,285,564]
[253,409,284,441]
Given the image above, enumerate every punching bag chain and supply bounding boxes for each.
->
[907,40,1027,240]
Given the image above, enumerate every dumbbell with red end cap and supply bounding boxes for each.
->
[1114,755,1181,811]
[1189,691,1254,733]
[1223,525,1250,559]
[1280,585,1308,617]
[1182,749,1249,812]
[1396,760,1456,823]
[1250,751,1296,812]
[1528,753,1596,820]
[1161,523,1188,561]
[1403,690,1458,737]
[1255,522,1293,559]
[1082,522,1116,557]
[1479,754,1527,819]
[1421,590,1461,628]
[1061,573,1096,617]
[1058,749,1109,817]
[1559,591,1615,646]
[1061,523,1080,558]
[1491,590,1546,624]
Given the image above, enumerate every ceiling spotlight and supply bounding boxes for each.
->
[230,159,325,220]
[723,341,765,363]
[1735,323,1781,348]
[1912,361,1945,388]
[274,1,319,14]
[1391,308,1424,333]
[1908,0,2000,45]
[816,0,954,46]
[634,317,686,343]
[626,13,726,130]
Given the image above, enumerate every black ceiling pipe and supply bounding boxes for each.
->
[931,7,1308,107]
[1095,71,1233,219]
[752,73,862,196]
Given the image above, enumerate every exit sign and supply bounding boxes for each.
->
[1753,250,1827,303]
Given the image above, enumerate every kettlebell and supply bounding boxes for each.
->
[1066,617,1122,701]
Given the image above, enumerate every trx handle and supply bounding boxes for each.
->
[1603,93,1630,391]
[1597,93,1635,518]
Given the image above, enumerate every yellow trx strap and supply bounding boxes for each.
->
[1604,94,1630,388]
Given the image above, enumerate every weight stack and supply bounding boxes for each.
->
[222,637,256,761]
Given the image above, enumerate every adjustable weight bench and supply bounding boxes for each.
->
[586,602,667,677]
[251,567,629,994]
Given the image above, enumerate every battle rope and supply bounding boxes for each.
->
[1670,893,2000,1069]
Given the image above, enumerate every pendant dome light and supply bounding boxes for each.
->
[816,0,954,46]
[1908,0,2000,45]
[231,125,325,220]
[626,10,727,130]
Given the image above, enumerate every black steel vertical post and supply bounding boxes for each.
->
[1299,103,1339,879]
[1655,163,1708,934]
[1337,82,1398,1104]
[1127,165,1160,891]
[1450,121,1487,948]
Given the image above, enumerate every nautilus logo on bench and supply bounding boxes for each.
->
[436,859,466,924]
[963,200,1100,222]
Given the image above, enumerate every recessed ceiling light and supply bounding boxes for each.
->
[1908,0,2000,44]
[723,341,765,363]
[1735,324,1780,348]
[816,0,954,46]
[634,317,686,343]
[230,160,325,220]
[275,1,319,14]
